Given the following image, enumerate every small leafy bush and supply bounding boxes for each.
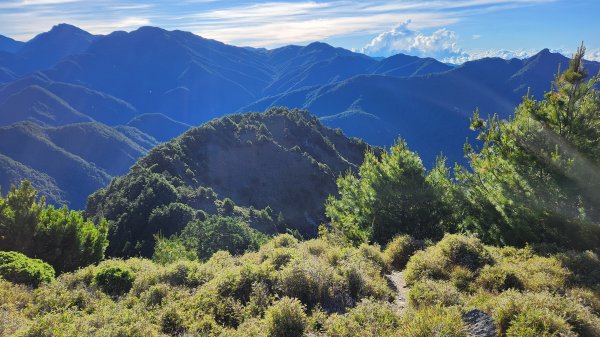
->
[161,307,185,335]
[265,297,307,337]
[324,299,401,337]
[404,234,491,284]
[222,197,235,214]
[475,265,524,292]
[93,266,134,296]
[152,234,197,265]
[0,251,54,287]
[398,306,468,337]
[408,280,463,308]
[383,234,423,270]
[476,290,600,337]
[506,308,575,337]
[436,234,491,271]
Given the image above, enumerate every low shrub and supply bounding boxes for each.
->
[193,287,244,327]
[324,299,401,337]
[224,318,266,337]
[383,234,423,270]
[398,306,468,337]
[557,250,600,290]
[436,234,492,271]
[477,290,600,337]
[506,307,576,337]
[152,235,197,265]
[475,265,524,292]
[245,281,273,317]
[93,266,134,296]
[265,297,307,337]
[160,260,206,287]
[269,234,299,248]
[357,243,387,272]
[516,256,569,292]
[0,251,54,287]
[143,284,169,307]
[404,249,447,284]
[404,234,491,285]
[408,280,463,308]
[161,307,185,335]
[276,257,341,310]
[449,266,476,292]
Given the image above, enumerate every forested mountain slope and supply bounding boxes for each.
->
[86,107,376,257]
[0,121,157,207]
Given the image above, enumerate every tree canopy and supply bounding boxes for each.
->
[0,181,108,272]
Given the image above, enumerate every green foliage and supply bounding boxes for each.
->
[383,234,424,270]
[222,197,236,215]
[506,307,575,337]
[36,206,108,273]
[0,181,107,273]
[408,280,463,308]
[86,168,181,257]
[475,264,524,292]
[402,234,600,336]
[0,251,54,287]
[324,299,401,337]
[326,141,455,245]
[181,215,268,260]
[161,307,185,335]
[1,234,599,336]
[475,290,600,337]
[151,234,197,265]
[0,180,42,254]
[398,306,468,337]
[147,202,196,238]
[457,45,600,249]
[404,234,491,285]
[264,297,307,337]
[93,266,134,296]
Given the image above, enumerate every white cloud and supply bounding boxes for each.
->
[77,17,151,35]
[359,21,463,59]
[0,0,558,46]
[358,22,577,64]
[587,50,600,62]
[443,49,537,64]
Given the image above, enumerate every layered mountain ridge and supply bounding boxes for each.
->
[1,24,598,207]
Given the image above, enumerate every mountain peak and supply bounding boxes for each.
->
[306,41,333,49]
[26,23,94,46]
[49,23,88,34]
[530,48,562,60]
[132,26,168,35]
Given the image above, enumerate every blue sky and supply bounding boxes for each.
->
[1,0,599,62]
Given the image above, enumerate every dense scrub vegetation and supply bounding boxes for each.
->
[1,233,597,336]
[0,48,598,335]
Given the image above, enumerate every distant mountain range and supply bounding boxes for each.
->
[0,23,598,207]
[0,121,158,208]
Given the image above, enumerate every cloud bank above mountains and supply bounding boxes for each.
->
[358,20,595,63]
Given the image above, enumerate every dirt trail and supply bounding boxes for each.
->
[385,271,408,311]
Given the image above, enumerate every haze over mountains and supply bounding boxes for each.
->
[1,23,598,208]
